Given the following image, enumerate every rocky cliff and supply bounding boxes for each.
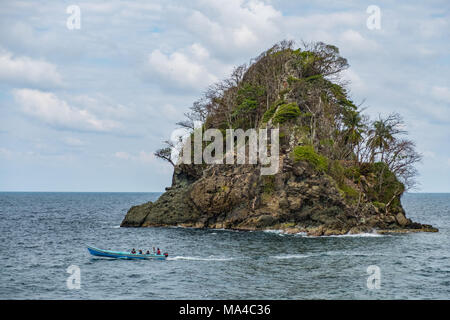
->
[121,156,436,235]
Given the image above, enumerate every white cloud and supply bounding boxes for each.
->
[114,150,157,164]
[431,86,450,103]
[338,29,379,52]
[284,11,362,33]
[114,151,131,160]
[145,48,218,90]
[12,89,120,132]
[137,151,156,163]
[0,147,13,158]
[160,103,179,120]
[422,150,436,159]
[184,0,282,59]
[0,48,62,87]
[342,69,366,94]
[62,137,85,147]
[188,43,210,60]
[418,17,449,38]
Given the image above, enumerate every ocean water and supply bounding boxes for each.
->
[0,192,449,299]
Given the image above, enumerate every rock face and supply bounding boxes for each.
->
[121,155,437,235]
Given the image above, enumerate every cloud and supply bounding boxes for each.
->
[431,86,450,103]
[0,48,63,87]
[421,150,436,159]
[184,0,282,59]
[0,147,13,159]
[62,137,85,147]
[114,150,158,164]
[114,151,131,160]
[338,29,379,52]
[144,46,218,90]
[12,89,120,132]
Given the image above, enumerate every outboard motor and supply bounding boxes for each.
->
[164,252,169,258]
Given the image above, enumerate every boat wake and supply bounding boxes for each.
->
[272,254,310,260]
[167,256,234,261]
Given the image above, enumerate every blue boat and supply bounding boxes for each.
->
[87,246,168,260]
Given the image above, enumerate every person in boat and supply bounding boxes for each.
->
[157,248,161,255]
[153,247,156,253]
[138,249,143,254]
[146,250,150,255]
[131,248,136,254]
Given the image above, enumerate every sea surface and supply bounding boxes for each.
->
[0,192,449,299]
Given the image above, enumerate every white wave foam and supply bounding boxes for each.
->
[263,229,284,234]
[111,225,120,229]
[322,232,383,238]
[272,254,309,260]
[167,256,233,261]
[295,231,383,238]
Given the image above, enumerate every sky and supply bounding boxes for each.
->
[0,0,449,192]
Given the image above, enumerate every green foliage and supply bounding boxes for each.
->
[372,201,386,211]
[339,184,359,200]
[287,74,323,86]
[327,160,360,202]
[363,162,405,206]
[328,160,345,185]
[304,74,324,82]
[344,166,361,182]
[232,98,258,117]
[287,75,302,85]
[291,145,328,172]
[262,99,284,123]
[232,83,265,120]
[279,87,291,96]
[320,138,334,147]
[330,83,357,111]
[272,102,301,124]
[262,175,275,194]
[292,50,318,77]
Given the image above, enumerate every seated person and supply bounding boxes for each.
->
[146,250,150,254]
[131,248,136,254]
[138,249,143,254]
[157,248,161,255]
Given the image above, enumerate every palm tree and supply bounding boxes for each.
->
[342,110,365,160]
[368,115,399,163]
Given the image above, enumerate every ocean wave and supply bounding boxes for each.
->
[263,229,284,233]
[295,232,384,238]
[263,229,286,236]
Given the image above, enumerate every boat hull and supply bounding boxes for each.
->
[87,246,167,260]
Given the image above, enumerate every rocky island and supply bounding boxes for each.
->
[121,41,437,236]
